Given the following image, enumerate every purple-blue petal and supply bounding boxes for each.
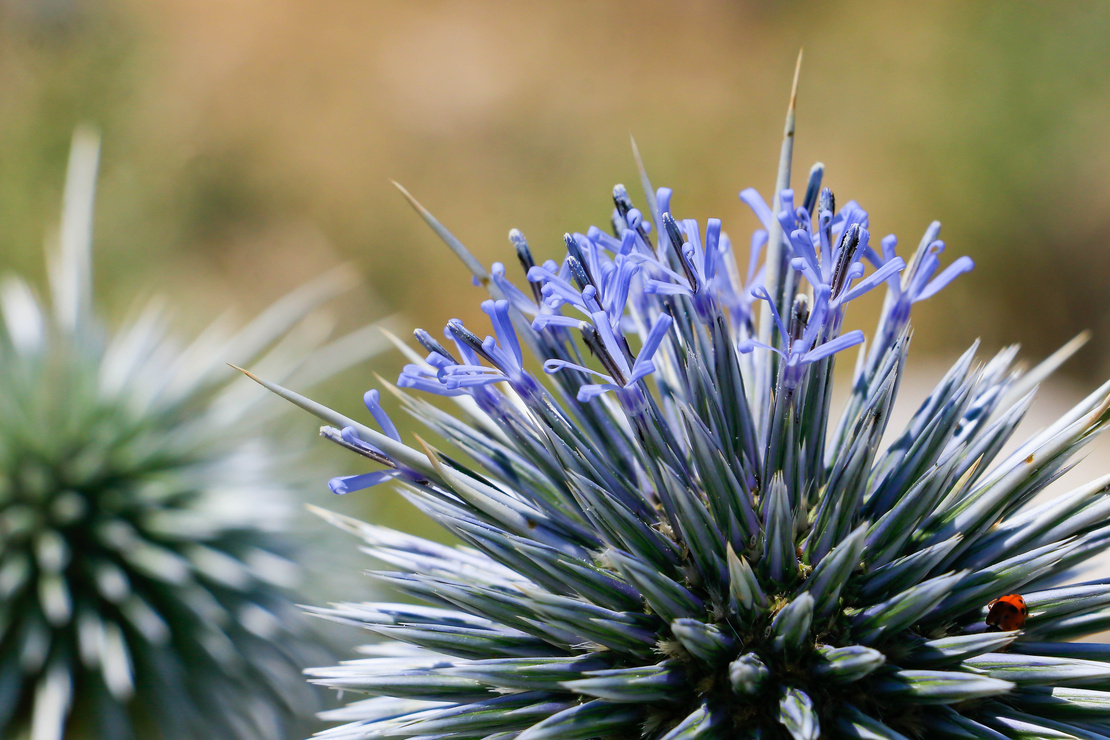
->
[363,390,400,442]
[739,188,774,232]
[915,255,974,302]
[803,330,865,364]
[329,471,398,495]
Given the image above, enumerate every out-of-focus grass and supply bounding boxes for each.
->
[2,0,1109,537]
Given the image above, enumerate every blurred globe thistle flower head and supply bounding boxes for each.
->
[248,59,1110,739]
[0,128,391,740]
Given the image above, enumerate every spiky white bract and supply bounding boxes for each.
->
[257,70,1110,739]
[0,130,391,740]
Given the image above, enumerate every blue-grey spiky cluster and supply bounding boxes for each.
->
[0,130,390,740]
[255,70,1110,739]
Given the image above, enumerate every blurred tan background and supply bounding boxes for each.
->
[2,0,1110,534]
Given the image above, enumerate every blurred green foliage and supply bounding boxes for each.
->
[1,0,1109,538]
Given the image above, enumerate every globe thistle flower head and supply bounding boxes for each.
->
[257,64,1110,739]
[0,130,389,740]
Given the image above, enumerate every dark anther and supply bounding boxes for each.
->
[320,427,394,467]
[662,212,699,293]
[565,234,597,288]
[509,229,543,304]
[613,184,633,219]
[817,187,835,219]
[567,256,593,293]
[446,319,497,366]
[414,328,460,365]
[830,224,861,297]
[614,182,654,249]
[789,294,810,344]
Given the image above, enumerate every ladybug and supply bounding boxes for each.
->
[985,594,1028,632]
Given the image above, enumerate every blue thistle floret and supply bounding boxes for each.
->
[251,69,1110,739]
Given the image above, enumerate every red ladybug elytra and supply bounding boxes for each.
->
[985,594,1028,632]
